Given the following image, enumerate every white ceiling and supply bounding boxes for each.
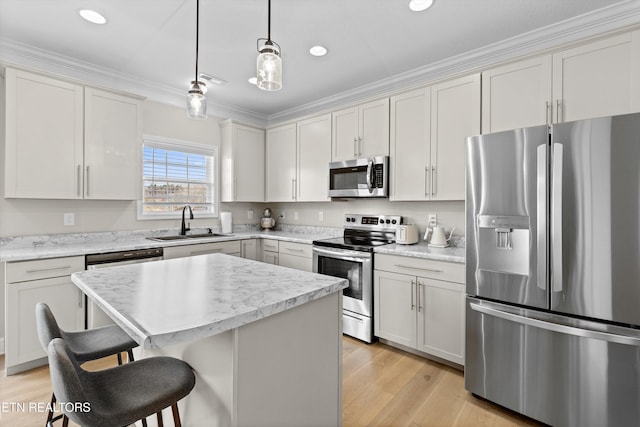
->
[1,0,638,125]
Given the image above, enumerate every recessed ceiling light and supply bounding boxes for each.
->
[78,9,107,25]
[409,0,434,12]
[309,45,328,57]
[248,77,257,85]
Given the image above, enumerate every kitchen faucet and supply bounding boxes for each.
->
[181,205,194,235]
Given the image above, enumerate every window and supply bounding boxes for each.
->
[139,135,218,219]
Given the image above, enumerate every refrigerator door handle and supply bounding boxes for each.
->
[551,143,563,292]
[536,145,547,291]
[470,302,640,347]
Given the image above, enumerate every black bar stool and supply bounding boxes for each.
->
[35,302,138,426]
[47,338,195,427]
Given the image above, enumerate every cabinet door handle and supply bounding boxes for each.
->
[85,165,90,197]
[556,99,562,123]
[77,165,82,197]
[545,101,550,125]
[358,136,362,157]
[417,281,423,312]
[410,280,416,310]
[424,166,430,198]
[78,289,84,309]
[431,166,436,197]
[291,178,297,200]
[353,137,358,157]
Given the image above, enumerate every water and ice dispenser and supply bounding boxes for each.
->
[476,215,530,277]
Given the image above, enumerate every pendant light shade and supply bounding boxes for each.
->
[187,81,207,119]
[256,0,282,91]
[187,0,207,119]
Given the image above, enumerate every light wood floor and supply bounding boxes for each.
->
[0,338,542,426]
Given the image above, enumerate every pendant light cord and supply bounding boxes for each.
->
[195,0,200,84]
[267,0,271,42]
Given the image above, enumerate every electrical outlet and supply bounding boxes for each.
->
[280,210,286,219]
[248,209,254,219]
[318,211,324,222]
[294,211,299,221]
[428,213,437,228]
[63,213,75,226]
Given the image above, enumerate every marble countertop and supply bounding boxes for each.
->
[71,253,348,348]
[0,227,465,264]
[0,227,341,262]
[374,241,465,264]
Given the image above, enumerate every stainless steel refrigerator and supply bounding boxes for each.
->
[465,113,640,427]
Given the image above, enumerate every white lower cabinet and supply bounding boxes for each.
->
[5,256,85,374]
[374,254,465,365]
[241,239,258,260]
[261,239,279,265]
[163,241,241,259]
[277,241,312,272]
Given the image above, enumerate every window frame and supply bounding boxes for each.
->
[137,134,219,220]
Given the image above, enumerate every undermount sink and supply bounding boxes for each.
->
[147,233,232,242]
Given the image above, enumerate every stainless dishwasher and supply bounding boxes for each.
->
[85,248,163,329]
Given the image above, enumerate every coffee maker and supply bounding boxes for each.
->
[261,208,276,230]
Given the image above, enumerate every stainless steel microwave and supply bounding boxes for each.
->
[328,156,388,198]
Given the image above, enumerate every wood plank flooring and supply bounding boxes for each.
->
[0,337,542,426]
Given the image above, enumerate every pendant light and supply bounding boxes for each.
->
[187,0,207,119]
[256,0,282,91]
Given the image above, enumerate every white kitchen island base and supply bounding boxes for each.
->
[139,291,342,427]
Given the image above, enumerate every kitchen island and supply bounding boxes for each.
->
[71,253,347,427]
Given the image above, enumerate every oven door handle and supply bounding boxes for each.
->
[312,246,372,261]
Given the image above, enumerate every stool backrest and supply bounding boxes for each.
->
[47,338,91,425]
[35,302,63,352]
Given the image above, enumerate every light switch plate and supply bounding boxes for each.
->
[248,209,254,219]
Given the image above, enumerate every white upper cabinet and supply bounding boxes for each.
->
[482,56,552,133]
[4,68,142,200]
[390,74,479,201]
[332,98,389,161]
[267,114,331,202]
[220,120,265,202]
[5,68,84,199]
[390,87,431,201]
[430,73,480,201]
[84,87,141,200]
[483,31,640,132]
[266,123,297,202]
[552,31,640,123]
[296,113,331,202]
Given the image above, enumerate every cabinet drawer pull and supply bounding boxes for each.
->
[25,266,73,274]
[86,165,90,197]
[284,248,305,253]
[191,248,222,255]
[394,264,443,273]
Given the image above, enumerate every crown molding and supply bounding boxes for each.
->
[267,0,640,125]
[0,39,268,127]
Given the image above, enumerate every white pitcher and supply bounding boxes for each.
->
[429,226,455,246]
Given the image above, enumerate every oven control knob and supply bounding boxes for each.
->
[391,219,397,224]
[346,217,351,222]
[385,219,391,224]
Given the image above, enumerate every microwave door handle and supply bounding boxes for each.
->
[366,158,374,193]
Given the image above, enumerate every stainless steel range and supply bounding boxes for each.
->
[313,214,402,343]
